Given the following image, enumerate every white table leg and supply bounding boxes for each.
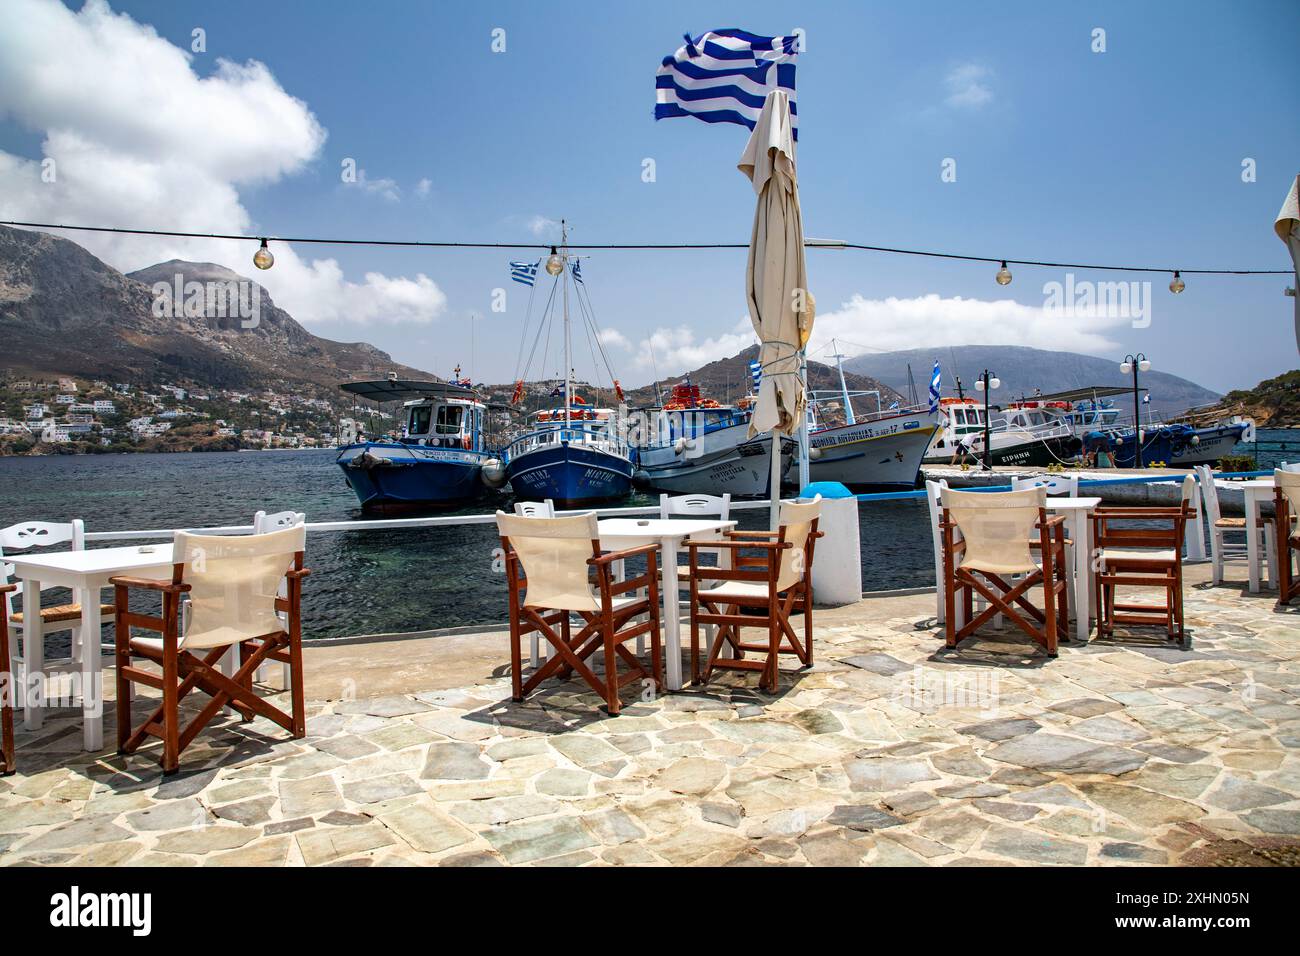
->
[79,589,104,751]
[1072,512,1091,643]
[659,536,682,691]
[1246,489,1262,593]
[22,578,44,730]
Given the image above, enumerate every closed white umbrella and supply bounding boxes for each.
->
[1275,174,1300,352]
[739,89,814,527]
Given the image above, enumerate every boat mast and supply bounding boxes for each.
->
[562,219,571,430]
[831,338,855,425]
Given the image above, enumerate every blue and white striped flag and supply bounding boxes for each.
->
[928,361,942,415]
[749,359,762,391]
[656,29,800,140]
[571,259,584,285]
[510,261,538,287]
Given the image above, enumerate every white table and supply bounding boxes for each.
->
[597,518,736,691]
[7,544,174,750]
[1239,478,1277,593]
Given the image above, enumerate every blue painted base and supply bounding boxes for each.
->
[506,441,634,506]
[337,442,490,513]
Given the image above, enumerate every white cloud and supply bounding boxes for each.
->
[944,63,993,110]
[415,177,432,199]
[527,215,560,237]
[597,328,631,350]
[806,292,1126,359]
[0,0,446,325]
[345,169,401,203]
[632,318,757,375]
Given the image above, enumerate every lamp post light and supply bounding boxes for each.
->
[972,369,1000,470]
[1120,353,1151,467]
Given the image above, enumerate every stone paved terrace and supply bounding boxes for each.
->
[2,562,1298,867]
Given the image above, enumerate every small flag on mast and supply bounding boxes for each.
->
[656,29,800,140]
[928,361,942,415]
[510,261,539,287]
[749,359,762,391]
[571,259,584,284]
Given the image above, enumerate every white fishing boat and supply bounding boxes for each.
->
[631,381,794,497]
[803,345,935,489]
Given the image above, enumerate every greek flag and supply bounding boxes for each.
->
[928,361,942,415]
[656,29,800,140]
[571,259,584,285]
[510,261,538,287]
[749,359,762,391]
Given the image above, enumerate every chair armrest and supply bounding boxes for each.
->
[590,543,659,566]
[1037,515,1067,529]
[686,539,790,551]
[0,583,15,594]
[108,576,191,594]
[286,568,312,580]
[725,530,779,539]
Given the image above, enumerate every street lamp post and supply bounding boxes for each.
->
[972,369,1000,470]
[1120,353,1151,467]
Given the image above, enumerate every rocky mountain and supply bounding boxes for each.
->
[0,225,434,393]
[844,345,1220,417]
[624,344,904,415]
[1201,369,1300,428]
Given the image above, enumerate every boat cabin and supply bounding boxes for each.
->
[929,398,987,454]
[401,397,486,450]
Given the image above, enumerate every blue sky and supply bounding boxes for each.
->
[1,0,1297,394]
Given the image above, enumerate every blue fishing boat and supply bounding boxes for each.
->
[335,379,506,513]
[501,219,634,507]
[505,401,634,505]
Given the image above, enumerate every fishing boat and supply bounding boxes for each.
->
[922,397,1080,467]
[631,381,794,496]
[803,347,936,489]
[502,222,635,506]
[335,378,501,513]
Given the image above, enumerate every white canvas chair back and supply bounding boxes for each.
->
[514,500,556,518]
[254,510,306,533]
[1277,469,1300,531]
[1012,474,1078,497]
[0,519,86,618]
[173,525,305,649]
[943,487,1046,576]
[1279,462,1300,473]
[496,511,600,612]
[776,496,820,592]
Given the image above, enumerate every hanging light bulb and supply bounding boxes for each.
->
[1169,270,1185,294]
[253,238,274,270]
[995,261,1012,286]
[545,246,564,276]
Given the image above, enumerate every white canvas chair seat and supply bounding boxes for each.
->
[1213,517,1246,529]
[700,580,772,602]
[1099,548,1177,564]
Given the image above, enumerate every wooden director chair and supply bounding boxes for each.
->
[1275,469,1300,606]
[113,525,310,774]
[1091,479,1196,644]
[496,512,662,715]
[941,487,1069,657]
[687,497,822,693]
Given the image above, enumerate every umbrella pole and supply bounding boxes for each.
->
[770,430,782,529]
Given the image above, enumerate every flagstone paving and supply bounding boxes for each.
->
[1,579,1297,866]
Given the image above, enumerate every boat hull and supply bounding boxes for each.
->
[809,413,936,490]
[507,441,634,506]
[1170,423,1249,467]
[635,427,795,497]
[923,434,1081,468]
[337,442,489,514]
